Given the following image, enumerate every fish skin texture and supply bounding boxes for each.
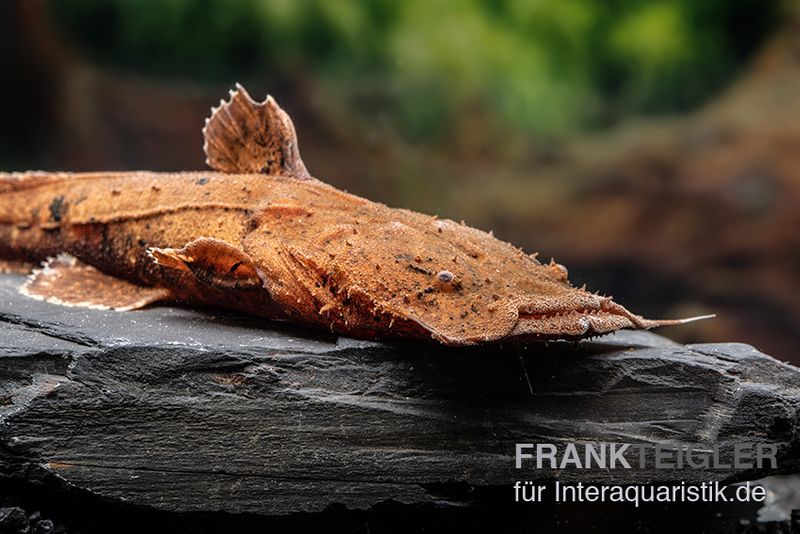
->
[0,85,707,345]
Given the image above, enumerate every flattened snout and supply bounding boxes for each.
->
[509,293,646,339]
[517,293,606,317]
[510,307,635,339]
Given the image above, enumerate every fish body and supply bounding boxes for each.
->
[0,86,708,345]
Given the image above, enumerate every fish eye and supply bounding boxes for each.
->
[436,270,454,283]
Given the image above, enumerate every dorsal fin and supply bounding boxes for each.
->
[203,84,311,179]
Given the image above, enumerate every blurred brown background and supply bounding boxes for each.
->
[2,0,799,360]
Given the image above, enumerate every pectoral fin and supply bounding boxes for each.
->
[21,254,170,311]
[203,83,311,179]
[148,238,264,291]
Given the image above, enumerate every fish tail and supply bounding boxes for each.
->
[0,172,69,264]
[0,171,65,193]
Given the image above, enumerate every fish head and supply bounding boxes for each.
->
[244,195,654,346]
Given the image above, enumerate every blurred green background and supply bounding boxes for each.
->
[49,0,779,138]
[2,0,799,359]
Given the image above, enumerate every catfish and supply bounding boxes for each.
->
[0,85,710,345]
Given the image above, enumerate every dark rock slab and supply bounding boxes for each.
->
[0,273,799,517]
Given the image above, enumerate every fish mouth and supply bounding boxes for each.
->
[510,297,714,340]
[512,304,633,339]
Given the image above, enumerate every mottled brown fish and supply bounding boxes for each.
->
[0,85,710,345]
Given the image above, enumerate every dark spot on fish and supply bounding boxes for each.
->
[229,261,243,273]
[49,196,65,222]
[73,196,87,206]
[196,177,209,185]
[138,239,148,247]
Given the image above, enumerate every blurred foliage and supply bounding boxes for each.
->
[50,0,781,140]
